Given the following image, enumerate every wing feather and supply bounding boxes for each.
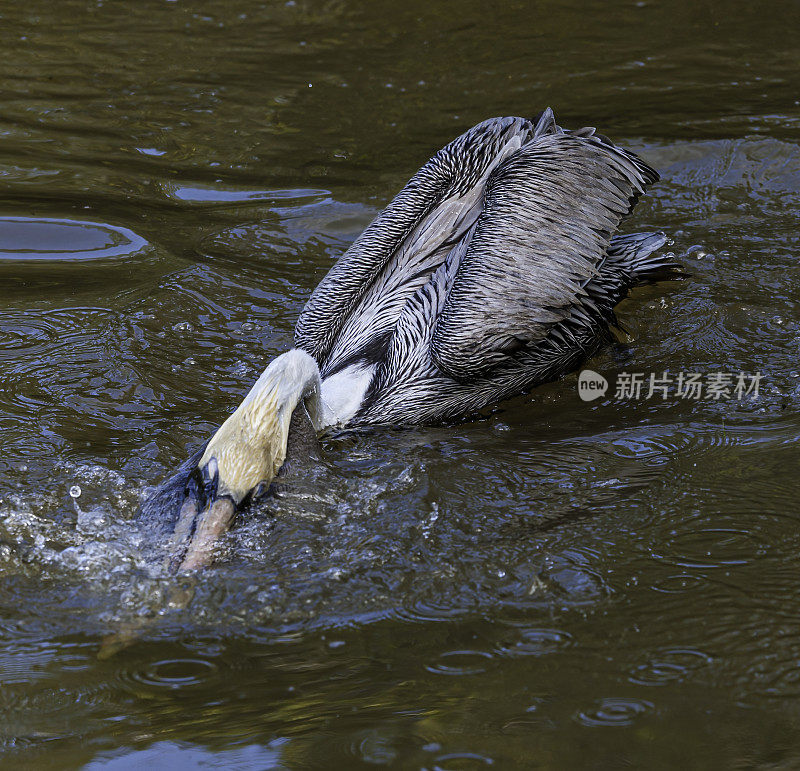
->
[294,116,542,371]
[430,131,658,380]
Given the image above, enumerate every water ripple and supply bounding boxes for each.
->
[629,648,713,687]
[126,657,219,690]
[0,217,150,271]
[425,650,495,677]
[652,522,769,570]
[159,183,330,206]
[574,697,654,728]
[494,628,573,658]
[430,752,496,769]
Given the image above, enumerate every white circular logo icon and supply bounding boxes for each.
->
[577,370,608,402]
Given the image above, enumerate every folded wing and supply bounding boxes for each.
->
[430,130,658,380]
[295,116,544,374]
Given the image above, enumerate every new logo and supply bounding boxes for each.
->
[577,370,608,402]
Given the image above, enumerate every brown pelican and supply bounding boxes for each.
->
[146,108,682,571]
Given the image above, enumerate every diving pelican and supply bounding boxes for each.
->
[145,108,682,570]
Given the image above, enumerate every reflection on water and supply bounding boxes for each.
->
[1,0,800,767]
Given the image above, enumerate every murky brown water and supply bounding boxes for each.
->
[2,0,800,767]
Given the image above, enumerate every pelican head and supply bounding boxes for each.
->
[169,348,329,572]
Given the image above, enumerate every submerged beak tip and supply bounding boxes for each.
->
[171,496,238,573]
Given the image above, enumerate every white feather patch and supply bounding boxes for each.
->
[320,363,376,425]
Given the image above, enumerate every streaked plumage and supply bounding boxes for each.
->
[298,108,680,427]
[147,108,683,572]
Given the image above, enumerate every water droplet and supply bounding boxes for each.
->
[69,485,82,499]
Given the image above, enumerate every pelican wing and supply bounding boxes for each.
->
[430,130,658,380]
[295,116,549,374]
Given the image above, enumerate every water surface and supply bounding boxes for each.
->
[2,0,800,767]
